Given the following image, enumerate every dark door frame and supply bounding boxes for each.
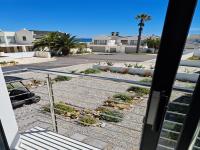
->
[139,0,198,149]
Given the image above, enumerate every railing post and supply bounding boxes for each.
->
[46,74,58,133]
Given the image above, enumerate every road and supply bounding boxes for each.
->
[2,53,156,72]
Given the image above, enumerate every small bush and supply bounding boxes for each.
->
[127,86,150,96]
[113,93,133,103]
[188,56,200,60]
[9,61,18,64]
[124,63,133,68]
[103,100,130,110]
[106,61,114,66]
[0,61,7,65]
[98,107,123,122]
[0,61,18,66]
[150,65,154,69]
[54,76,72,82]
[79,115,97,126]
[134,63,145,69]
[140,78,152,83]
[80,68,101,74]
[43,102,79,118]
[71,70,77,73]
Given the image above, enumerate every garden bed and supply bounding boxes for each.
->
[93,64,199,83]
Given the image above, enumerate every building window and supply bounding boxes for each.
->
[121,40,128,45]
[130,40,137,45]
[94,40,107,45]
[7,36,16,43]
[22,36,26,41]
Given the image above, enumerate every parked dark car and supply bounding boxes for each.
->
[5,76,40,108]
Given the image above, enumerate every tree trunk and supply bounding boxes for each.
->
[136,27,143,53]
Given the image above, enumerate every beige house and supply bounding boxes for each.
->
[0,29,34,53]
[89,32,148,53]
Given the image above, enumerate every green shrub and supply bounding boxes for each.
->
[134,63,145,69]
[113,93,133,103]
[106,61,114,66]
[140,78,152,83]
[98,107,123,122]
[54,102,75,113]
[54,76,72,82]
[9,61,18,64]
[124,63,133,68]
[0,61,7,65]
[80,68,101,74]
[0,61,18,66]
[127,86,150,96]
[79,115,97,126]
[188,56,200,60]
[43,102,78,118]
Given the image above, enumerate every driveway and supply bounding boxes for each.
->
[2,53,156,72]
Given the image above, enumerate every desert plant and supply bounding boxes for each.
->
[124,63,133,68]
[43,101,79,118]
[134,63,145,69]
[79,115,97,126]
[71,70,77,73]
[98,107,123,122]
[113,93,133,103]
[9,61,18,64]
[0,61,18,66]
[0,61,7,65]
[31,80,43,86]
[80,68,101,74]
[103,99,131,110]
[106,61,114,66]
[127,86,150,96]
[140,78,152,83]
[188,56,200,60]
[54,75,72,82]
[150,65,154,69]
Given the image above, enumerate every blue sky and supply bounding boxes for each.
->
[0,0,199,37]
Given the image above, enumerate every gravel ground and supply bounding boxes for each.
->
[11,67,189,150]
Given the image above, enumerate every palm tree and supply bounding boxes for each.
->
[135,14,151,53]
[33,32,60,51]
[54,33,79,55]
[33,32,79,56]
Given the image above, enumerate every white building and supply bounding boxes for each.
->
[0,29,34,53]
[89,32,148,53]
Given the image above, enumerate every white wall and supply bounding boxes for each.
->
[3,52,35,58]
[0,67,19,148]
[15,29,34,44]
